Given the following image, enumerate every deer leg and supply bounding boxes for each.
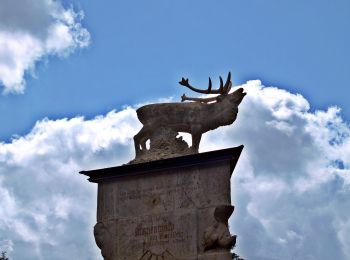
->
[133,133,141,157]
[134,126,152,157]
[140,136,148,151]
[134,127,147,156]
[191,132,202,153]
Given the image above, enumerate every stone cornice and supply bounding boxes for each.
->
[80,145,244,183]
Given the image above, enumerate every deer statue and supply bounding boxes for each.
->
[132,72,246,162]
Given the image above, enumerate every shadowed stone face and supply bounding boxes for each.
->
[132,73,246,164]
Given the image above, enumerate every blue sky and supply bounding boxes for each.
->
[0,0,350,259]
[1,0,350,140]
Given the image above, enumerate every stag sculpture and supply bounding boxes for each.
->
[132,72,245,163]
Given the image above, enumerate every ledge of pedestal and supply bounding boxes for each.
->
[80,145,244,183]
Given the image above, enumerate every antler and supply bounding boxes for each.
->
[179,72,232,95]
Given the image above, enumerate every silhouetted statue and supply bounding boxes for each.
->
[132,72,246,163]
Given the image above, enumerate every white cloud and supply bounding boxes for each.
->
[0,0,90,93]
[0,81,350,259]
[201,81,350,259]
[0,107,140,259]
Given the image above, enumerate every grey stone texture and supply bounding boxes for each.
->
[81,146,243,260]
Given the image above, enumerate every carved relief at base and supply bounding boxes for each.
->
[94,221,117,260]
[202,205,237,251]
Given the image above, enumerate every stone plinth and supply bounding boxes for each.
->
[80,146,243,260]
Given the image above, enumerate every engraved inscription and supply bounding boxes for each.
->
[135,221,185,247]
[118,181,197,203]
[115,176,200,217]
[117,212,197,259]
[135,222,175,237]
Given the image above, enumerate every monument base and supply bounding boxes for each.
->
[80,146,243,260]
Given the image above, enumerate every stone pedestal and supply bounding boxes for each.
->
[80,146,243,260]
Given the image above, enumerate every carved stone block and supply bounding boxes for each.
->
[80,146,243,260]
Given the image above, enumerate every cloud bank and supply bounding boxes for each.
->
[203,82,350,259]
[0,0,90,94]
[0,81,350,259]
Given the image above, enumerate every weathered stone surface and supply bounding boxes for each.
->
[80,146,243,260]
[199,206,236,253]
[95,162,231,221]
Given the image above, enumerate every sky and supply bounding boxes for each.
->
[0,0,350,259]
